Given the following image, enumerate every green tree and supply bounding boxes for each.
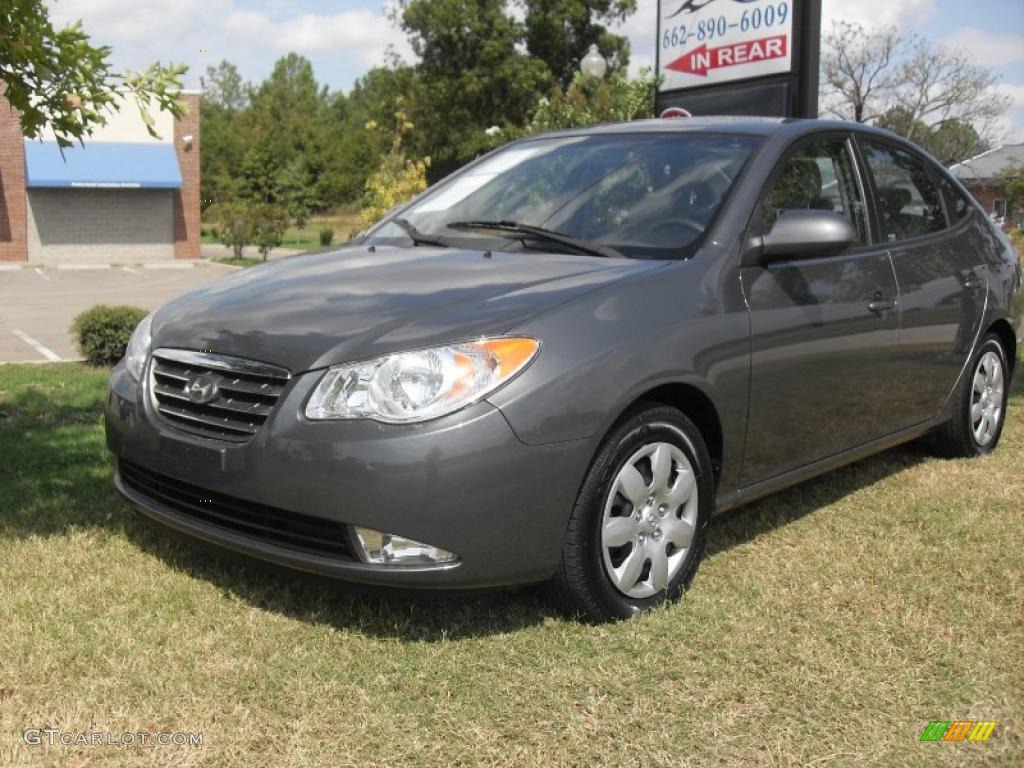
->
[361,105,431,226]
[398,0,552,179]
[200,61,251,211]
[524,68,658,135]
[209,202,253,258]
[320,65,419,204]
[238,144,285,205]
[280,159,320,238]
[924,119,988,168]
[250,54,327,172]
[521,0,635,87]
[201,60,248,112]
[222,54,333,216]
[1,0,186,146]
[876,107,988,166]
[250,203,290,261]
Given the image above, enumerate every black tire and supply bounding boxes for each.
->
[934,333,1010,458]
[550,404,714,622]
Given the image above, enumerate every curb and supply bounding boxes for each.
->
[142,262,197,270]
[0,358,85,366]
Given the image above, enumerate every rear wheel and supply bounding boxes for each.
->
[550,404,713,621]
[934,334,1010,457]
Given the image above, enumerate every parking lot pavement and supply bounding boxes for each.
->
[0,263,237,363]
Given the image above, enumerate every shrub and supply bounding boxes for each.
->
[71,305,148,366]
[250,203,289,261]
[1008,228,1024,262]
[360,106,430,227]
[209,201,253,258]
[525,69,659,136]
[318,226,335,246]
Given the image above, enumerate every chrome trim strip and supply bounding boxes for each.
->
[156,404,258,435]
[152,348,291,380]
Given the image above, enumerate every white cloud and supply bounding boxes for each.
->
[941,28,1024,67]
[995,83,1024,110]
[618,1,657,75]
[223,9,408,66]
[821,0,938,31]
[49,0,231,42]
[44,0,408,90]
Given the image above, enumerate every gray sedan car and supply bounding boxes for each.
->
[107,117,1021,621]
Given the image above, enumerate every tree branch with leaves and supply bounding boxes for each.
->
[822,22,905,124]
[1,0,187,147]
[821,21,1010,165]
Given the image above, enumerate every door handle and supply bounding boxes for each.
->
[962,277,981,291]
[867,298,895,315]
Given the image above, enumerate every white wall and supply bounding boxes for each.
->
[39,94,180,144]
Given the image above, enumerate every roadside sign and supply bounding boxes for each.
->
[660,2,794,89]
[655,0,820,118]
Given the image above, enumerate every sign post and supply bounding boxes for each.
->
[655,0,821,118]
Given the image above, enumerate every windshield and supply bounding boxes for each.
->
[385,132,761,259]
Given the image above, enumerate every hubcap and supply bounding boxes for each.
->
[970,350,1005,447]
[600,441,699,599]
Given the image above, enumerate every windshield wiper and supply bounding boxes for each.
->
[447,220,620,258]
[389,217,447,247]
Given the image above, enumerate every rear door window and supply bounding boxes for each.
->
[861,141,948,242]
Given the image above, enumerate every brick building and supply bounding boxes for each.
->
[0,89,200,264]
[950,144,1024,230]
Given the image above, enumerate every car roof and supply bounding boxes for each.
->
[531,116,906,142]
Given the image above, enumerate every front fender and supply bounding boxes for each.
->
[488,255,750,493]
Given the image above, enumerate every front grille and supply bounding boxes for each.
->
[119,460,354,560]
[149,349,290,442]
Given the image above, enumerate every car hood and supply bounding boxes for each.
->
[153,244,663,372]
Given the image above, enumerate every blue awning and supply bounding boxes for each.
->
[24,141,183,189]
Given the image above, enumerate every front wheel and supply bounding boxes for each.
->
[934,334,1010,458]
[550,404,713,621]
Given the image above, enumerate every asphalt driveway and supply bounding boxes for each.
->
[0,263,235,363]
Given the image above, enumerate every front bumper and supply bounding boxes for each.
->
[106,362,593,588]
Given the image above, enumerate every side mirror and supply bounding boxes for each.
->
[757,209,858,264]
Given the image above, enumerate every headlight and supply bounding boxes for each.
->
[124,314,153,381]
[305,337,539,423]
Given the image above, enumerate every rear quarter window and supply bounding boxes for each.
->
[937,174,974,223]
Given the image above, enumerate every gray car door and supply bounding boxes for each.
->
[740,134,901,483]
[857,137,986,429]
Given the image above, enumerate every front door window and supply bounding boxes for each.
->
[759,137,869,246]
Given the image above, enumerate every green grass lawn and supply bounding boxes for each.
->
[202,209,365,254]
[1,362,1021,766]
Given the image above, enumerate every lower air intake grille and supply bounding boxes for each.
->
[119,460,354,560]
[149,349,290,442]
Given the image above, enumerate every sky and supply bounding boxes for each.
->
[46,0,1024,142]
